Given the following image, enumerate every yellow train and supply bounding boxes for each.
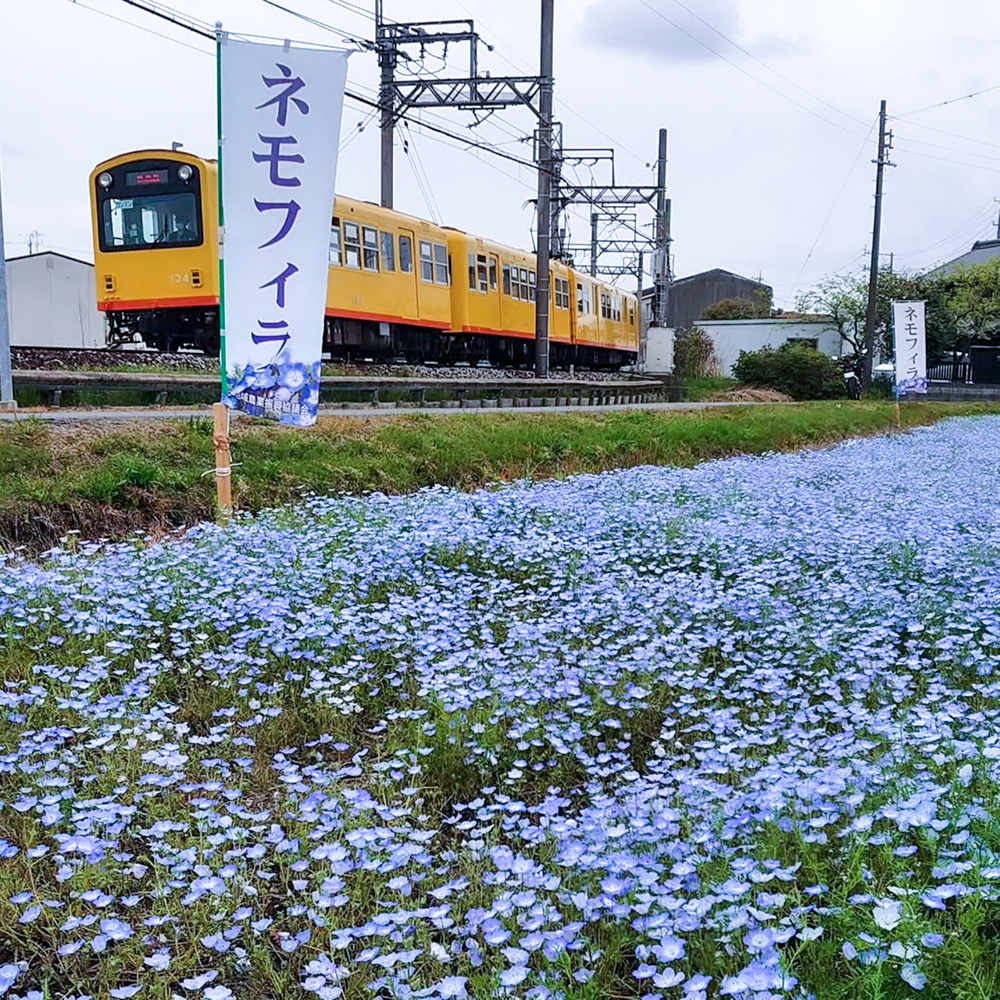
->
[90,149,639,367]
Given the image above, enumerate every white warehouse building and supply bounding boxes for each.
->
[4,251,105,349]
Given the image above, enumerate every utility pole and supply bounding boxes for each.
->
[376,0,396,209]
[862,100,894,389]
[590,213,598,277]
[0,152,13,407]
[653,128,670,328]
[636,248,645,367]
[534,0,554,378]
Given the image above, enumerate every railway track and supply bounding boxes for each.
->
[10,347,649,384]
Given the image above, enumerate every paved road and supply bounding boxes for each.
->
[0,399,775,423]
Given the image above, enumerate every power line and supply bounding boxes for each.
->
[451,0,648,164]
[66,0,214,51]
[782,115,879,309]
[891,118,1000,152]
[633,0,870,140]
[663,0,867,128]
[893,84,1000,120]
[258,0,368,42]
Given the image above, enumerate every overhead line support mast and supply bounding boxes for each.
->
[375,0,557,374]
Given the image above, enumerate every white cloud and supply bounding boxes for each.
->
[581,0,742,62]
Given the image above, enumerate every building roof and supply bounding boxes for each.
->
[641,268,770,298]
[4,250,94,268]
[928,239,1000,277]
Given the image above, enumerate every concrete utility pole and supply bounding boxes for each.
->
[533,0,554,378]
[862,100,894,389]
[376,0,396,209]
[0,152,13,407]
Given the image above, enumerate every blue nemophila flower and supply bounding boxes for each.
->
[901,963,928,990]
[7,415,1000,994]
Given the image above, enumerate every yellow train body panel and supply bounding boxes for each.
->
[329,197,452,331]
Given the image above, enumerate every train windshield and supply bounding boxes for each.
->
[101,193,200,249]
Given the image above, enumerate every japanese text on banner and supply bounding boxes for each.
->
[220,38,349,426]
[892,300,928,395]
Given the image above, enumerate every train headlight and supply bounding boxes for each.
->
[98,172,113,189]
[178,164,193,182]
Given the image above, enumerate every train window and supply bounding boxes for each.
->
[555,277,570,309]
[434,243,449,285]
[419,240,434,282]
[477,254,488,293]
[502,264,511,295]
[101,192,200,248]
[468,253,477,291]
[399,235,413,273]
[362,227,379,271]
[344,222,361,269]
[381,231,396,272]
[528,270,536,303]
[329,219,342,266]
[489,259,498,289]
[510,267,521,300]
[577,282,585,313]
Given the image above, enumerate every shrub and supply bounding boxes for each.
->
[672,326,720,379]
[732,343,845,400]
[700,290,772,320]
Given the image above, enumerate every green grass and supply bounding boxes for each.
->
[679,375,738,400]
[1,400,998,555]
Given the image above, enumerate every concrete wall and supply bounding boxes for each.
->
[697,318,843,377]
[4,252,105,349]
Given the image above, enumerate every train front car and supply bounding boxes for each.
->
[90,151,220,352]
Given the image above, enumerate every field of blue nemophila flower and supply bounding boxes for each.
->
[2,415,1000,1000]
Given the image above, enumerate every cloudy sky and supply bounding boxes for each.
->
[3,0,1000,307]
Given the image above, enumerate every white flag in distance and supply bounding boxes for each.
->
[220,38,349,425]
[892,300,928,395]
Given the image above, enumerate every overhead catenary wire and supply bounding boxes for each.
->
[402,122,443,224]
[95,0,552,181]
[65,0,216,53]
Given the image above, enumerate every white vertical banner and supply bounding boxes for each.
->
[892,300,928,395]
[220,38,349,425]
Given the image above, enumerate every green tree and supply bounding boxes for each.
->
[700,288,772,320]
[945,257,1000,341]
[796,274,867,354]
[797,268,960,364]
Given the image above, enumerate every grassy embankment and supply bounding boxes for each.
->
[1,400,997,554]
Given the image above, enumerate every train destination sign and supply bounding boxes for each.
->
[126,169,168,187]
[219,36,350,426]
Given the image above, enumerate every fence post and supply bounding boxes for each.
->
[213,402,233,525]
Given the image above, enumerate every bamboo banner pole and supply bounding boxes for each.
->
[213,402,233,524]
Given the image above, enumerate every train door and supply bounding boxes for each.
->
[483,252,502,333]
[398,228,419,322]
